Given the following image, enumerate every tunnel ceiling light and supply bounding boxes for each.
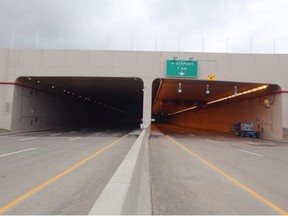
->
[178,82,182,93]
[63,90,66,92]
[207,84,268,105]
[169,84,268,116]
[234,85,238,95]
[52,85,55,89]
[168,106,197,116]
[206,84,210,94]
[37,81,40,83]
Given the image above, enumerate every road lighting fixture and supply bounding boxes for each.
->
[178,82,182,93]
[206,83,210,94]
[234,85,238,95]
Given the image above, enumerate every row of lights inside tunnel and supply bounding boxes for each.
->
[172,82,269,116]
[26,77,129,115]
[177,82,238,95]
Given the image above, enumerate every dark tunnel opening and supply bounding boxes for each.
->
[13,77,144,131]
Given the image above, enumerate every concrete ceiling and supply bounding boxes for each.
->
[152,79,279,115]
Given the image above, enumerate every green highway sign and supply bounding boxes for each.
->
[166,59,198,78]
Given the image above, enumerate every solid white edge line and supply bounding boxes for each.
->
[50,133,62,137]
[240,149,264,157]
[17,137,38,141]
[0,148,36,158]
[69,137,82,141]
[205,138,217,143]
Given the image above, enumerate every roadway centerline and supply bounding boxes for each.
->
[240,149,264,157]
[69,137,82,141]
[0,133,128,214]
[0,148,36,158]
[166,135,288,215]
[17,137,39,142]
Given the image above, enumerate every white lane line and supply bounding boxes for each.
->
[244,142,258,145]
[0,148,36,158]
[81,129,89,132]
[69,137,82,141]
[205,139,217,143]
[240,149,264,157]
[50,133,62,137]
[17,137,39,141]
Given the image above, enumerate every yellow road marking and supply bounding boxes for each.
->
[0,134,128,214]
[166,135,288,215]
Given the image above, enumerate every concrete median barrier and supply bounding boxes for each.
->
[88,126,151,215]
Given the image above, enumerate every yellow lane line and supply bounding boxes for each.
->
[166,135,288,216]
[0,134,128,214]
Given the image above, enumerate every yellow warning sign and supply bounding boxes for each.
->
[207,74,216,80]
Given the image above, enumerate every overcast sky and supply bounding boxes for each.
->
[1,0,288,53]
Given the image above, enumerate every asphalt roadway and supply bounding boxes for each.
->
[0,128,137,215]
[150,124,288,215]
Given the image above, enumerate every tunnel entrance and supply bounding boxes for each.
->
[152,79,282,139]
[12,77,143,131]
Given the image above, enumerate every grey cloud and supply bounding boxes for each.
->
[0,0,287,53]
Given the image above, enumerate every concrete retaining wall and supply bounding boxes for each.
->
[88,126,151,215]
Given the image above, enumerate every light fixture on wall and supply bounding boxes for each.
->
[234,85,238,95]
[178,82,182,93]
[264,98,270,108]
[206,83,210,94]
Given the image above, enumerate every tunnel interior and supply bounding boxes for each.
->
[152,79,282,138]
[12,77,143,131]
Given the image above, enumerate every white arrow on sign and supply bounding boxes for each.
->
[179,71,185,76]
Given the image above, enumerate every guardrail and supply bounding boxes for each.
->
[88,126,151,215]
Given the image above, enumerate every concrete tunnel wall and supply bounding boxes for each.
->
[169,93,283,139]
[11,84,78,131]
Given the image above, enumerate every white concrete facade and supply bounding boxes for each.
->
[0,49,287,139]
